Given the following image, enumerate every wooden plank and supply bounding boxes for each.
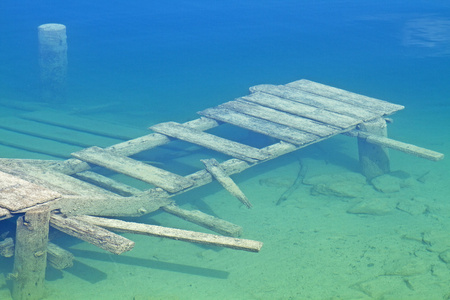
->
[0,162,118,198]
[201,158,252,208]
[22,110,148,140]
[221,100,340,137]
[250,84,379,121]
[150,122,270,163]
[0,170,61,211]
[0,117,122,148]
[353,131,444,161]
[71,146,194,193]
[162,203,243,237]
[199,107,319,146]
[241,92,360,128]
[0,127,82,159]
[50,117,220,176]
[50,214,135,255]
[77,215,263,253]
[286,79,405,115]
[108,117,219,156]
[73,170,142,197]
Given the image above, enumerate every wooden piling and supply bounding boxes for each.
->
[11,206,51,300]
[38,23,67,104]
[357,118,390,179]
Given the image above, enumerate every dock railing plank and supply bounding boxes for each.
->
[150,121,270,163]
[71,146,194,193]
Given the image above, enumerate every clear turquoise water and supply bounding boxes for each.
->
[0,1,450,299]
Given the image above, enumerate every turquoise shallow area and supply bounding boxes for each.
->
[1,1,450,299]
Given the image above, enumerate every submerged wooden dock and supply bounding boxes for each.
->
[0,79,444,299]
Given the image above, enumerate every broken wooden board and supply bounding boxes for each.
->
[250,84,379,121]
[22,110,148,140]
[50,214,135,255]
[199,107,319,146]
[162,203,243,237]
[201,158,252,208]
[286,79,405,115]
[240,92,360,129]
[0,170,61,211]
[221,100,340,137]
[77,215,263,252]
[150,121,270,163]
[72,146,194,193]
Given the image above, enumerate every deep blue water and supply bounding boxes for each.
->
[2,0,450,119]
[1,1,450,299]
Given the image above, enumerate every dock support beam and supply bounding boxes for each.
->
[38,23,67,104]
[11,206,51,300]
[357,117,390,180]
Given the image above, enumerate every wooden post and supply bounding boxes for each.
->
[11,206,51,300]
[38,23,67,104]
[357,117,390,179]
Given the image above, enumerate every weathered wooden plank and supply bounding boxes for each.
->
[77,215,263,253]
[0,117,121,148]
[241,92,359,128]
[352,130,445,161]
[201,158,252,208]
[250,84,379,121]
[71,146,194,193]
[73,170,142,197]
[0,162,118,198]
[199,107,319,146]
[162,203,243,237]
[286,79,405,115]
[221,100,340,137]
[50,214,135,255]
[108,117,219,156]
[0,127,82,159]
[22,110,148,140]
[150,122,269,163]
[0,170,61,211]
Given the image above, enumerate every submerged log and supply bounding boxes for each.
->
[50,214,134,255]
[77,215,263,253]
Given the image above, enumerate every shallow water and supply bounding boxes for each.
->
[0,1,450,299]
